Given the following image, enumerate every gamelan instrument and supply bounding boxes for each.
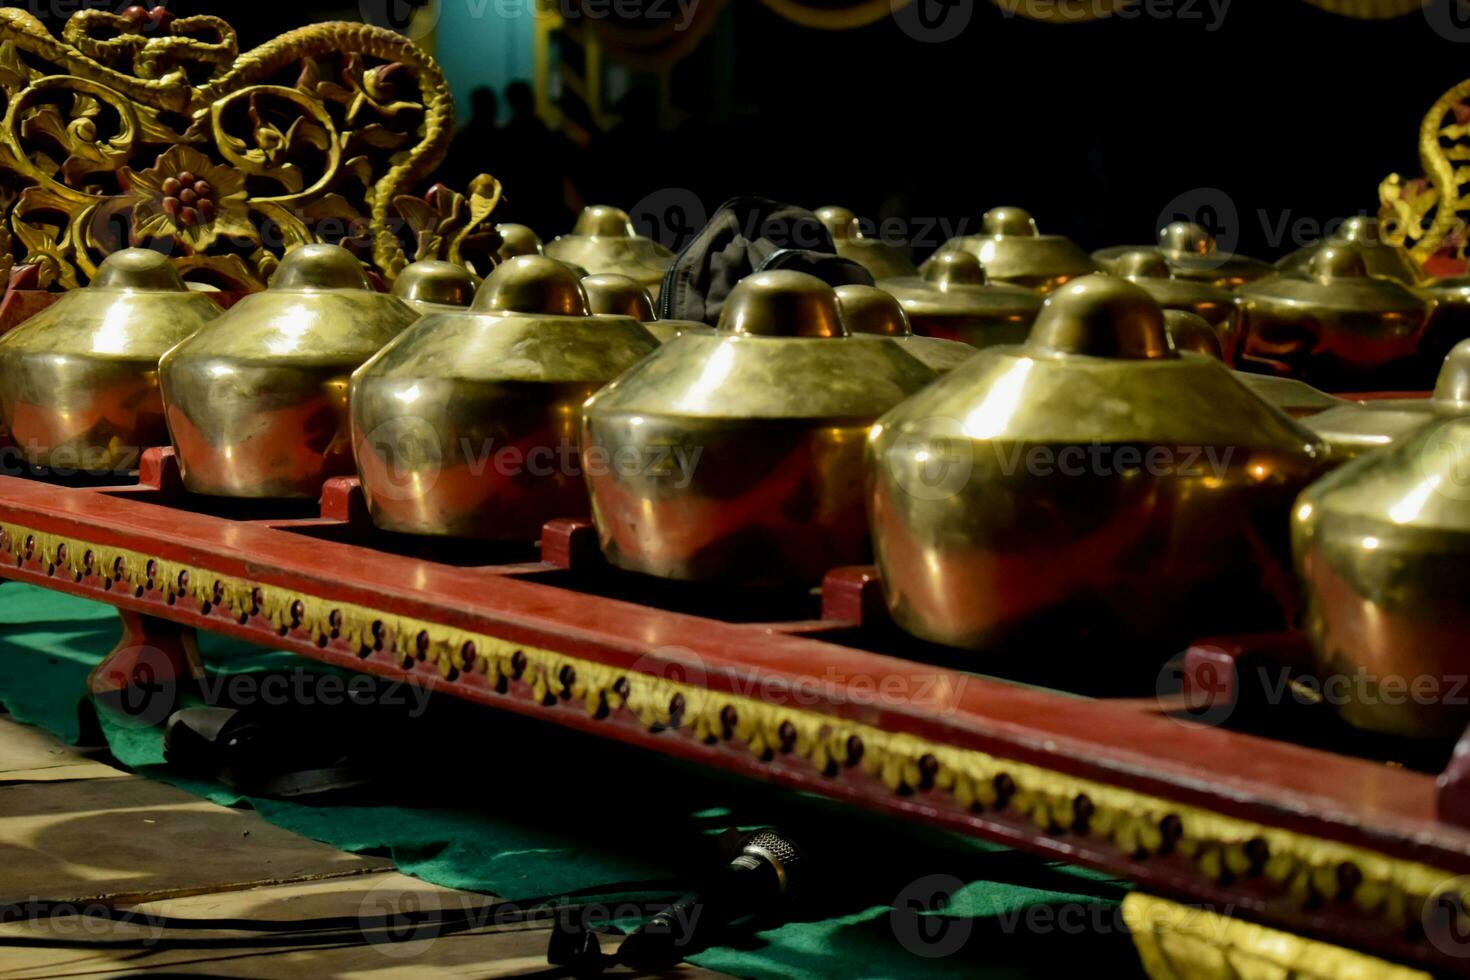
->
[1109,249,1239,360]
[928,206,1097,293]
[580,273,713,343]
[876,249,1043,348]
[1093,221,1274,288]
[867,275,1328,651]
[352,256,659,539]
[0,249,221,473]
[833,284,977,374]
[1236,244,1435,391]
[582,270,936,585]
[10,10,1470,973]
[815,206,919,281]
[545,206,675,297]
[160,244,419,498]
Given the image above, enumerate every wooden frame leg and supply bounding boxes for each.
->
[86,609,204,728]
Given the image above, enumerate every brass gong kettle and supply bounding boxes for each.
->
[867,275,1329,652]
[351,257,660,540]
[582,270,938,586]
[930,206,1097,293]
[878,250,1043,349]
[0,249,222,473]
[1294,410,1470,739]
[545,206,674,296]
[160,244,419,498]
[1094,221,1273,288]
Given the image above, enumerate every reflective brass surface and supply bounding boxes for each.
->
[1235,374,1348,418]
[868,275,1327,651]
[835,284,976,374]
[351,256,659,539]
[581,273,713,344]
[496,223,544,261]
[390,259,478,315]
[544,206,674,295]
[1275,216,1427,285]
[1094,222,1274,288]
[931,206,1098,293]
[878,250,1044,349]
[0,249,222,472]
[815,205,919,281]
[583,270,937,586]
[643,320,716,344]
[1301,401,1435,461]
[1112,250,1240,359]
[581,273,656,321]
[160,244,419,498]
[1294,412,1470,737]
[1236,245,1434,390]
[1163,310,1224,361]
[1302,338,1470,460]
[1420,273,1470,372]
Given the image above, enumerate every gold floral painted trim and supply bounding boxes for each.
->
[1126,893,1431,980]
[3,519,1468,940]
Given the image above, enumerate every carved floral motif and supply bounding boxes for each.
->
[0,7,499,290]
[1381,89,1470,271]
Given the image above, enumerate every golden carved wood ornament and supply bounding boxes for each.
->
[0,6,501,291]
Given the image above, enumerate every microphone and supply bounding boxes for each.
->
[615,830,805,970]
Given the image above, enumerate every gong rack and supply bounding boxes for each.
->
[0,291,1469,975]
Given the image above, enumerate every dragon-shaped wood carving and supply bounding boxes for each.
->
[0,6,500,291]
[1381,77,1470,275]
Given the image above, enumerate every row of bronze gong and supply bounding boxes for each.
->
[0,202,1468,745]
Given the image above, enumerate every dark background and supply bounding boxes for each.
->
[34,1,1469,260]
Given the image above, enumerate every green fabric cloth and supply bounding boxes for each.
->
[0,582,1139,977]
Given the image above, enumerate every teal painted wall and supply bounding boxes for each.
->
[433,0,537,125]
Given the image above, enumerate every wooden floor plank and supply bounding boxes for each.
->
[0,776,389,907]
[0,719,112,779]
[0,720,724,978]
[0,870,723,978]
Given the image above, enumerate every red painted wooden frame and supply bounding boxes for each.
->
[0,452,1466,974]
[1,277,1466,971]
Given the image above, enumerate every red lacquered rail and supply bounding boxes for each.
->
[0,452,1465,972]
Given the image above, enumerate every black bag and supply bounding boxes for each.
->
[658,197,841,325]
[756,249,874,288]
